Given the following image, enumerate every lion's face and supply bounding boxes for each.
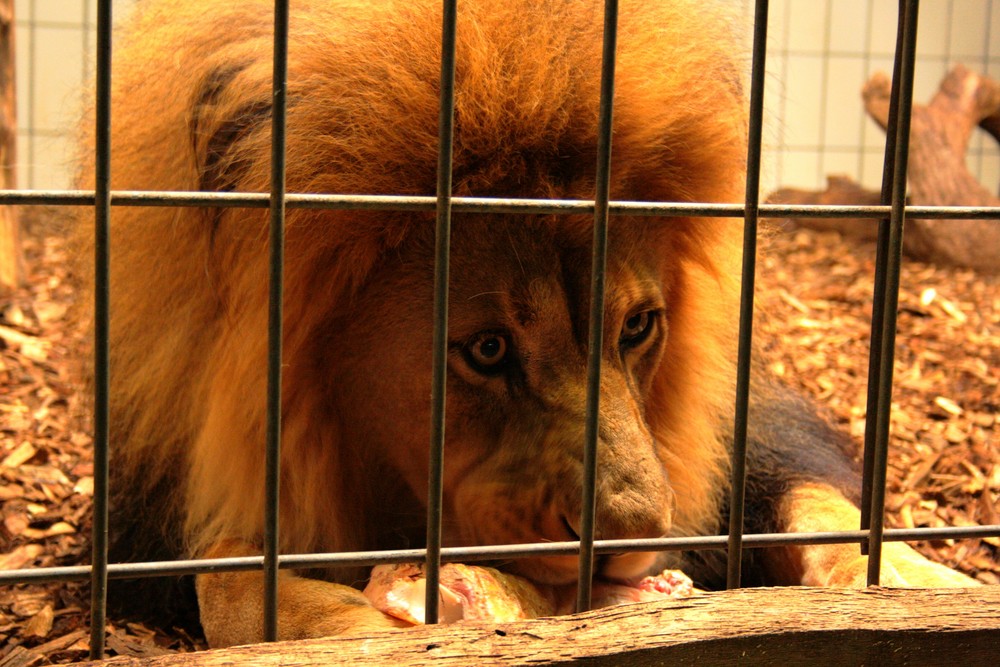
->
[331,215,676,585]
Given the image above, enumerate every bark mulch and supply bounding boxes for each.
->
[1,222,997,664]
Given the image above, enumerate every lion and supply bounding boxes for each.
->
[71,0,977,648]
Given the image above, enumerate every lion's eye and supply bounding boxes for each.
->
[464,333,510,375]
[620,311,654,349]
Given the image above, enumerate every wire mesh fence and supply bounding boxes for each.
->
[1,0,999,662]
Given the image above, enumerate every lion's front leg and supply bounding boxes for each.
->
[770,483,980,588]
[195,540,408,648]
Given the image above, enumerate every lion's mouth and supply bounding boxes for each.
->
[597,551,661,580]
[505,550,660,587]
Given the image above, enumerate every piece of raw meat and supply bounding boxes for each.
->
[364,562,697,625]
[364,563,555,623]
[590,568,697,607]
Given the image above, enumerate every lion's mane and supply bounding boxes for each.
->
[72,0,747,590]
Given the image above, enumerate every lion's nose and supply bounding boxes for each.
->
[562,507,669,544]
[597,485,673,543]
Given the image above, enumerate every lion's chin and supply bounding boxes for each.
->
[506,555,581,585]
[599,551,660,580]
[509,551,660,586]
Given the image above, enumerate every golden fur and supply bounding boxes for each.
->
[72,0,976,648]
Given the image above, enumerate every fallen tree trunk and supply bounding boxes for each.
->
[68,586,1000,667]
[863,65,1000,273]
[766,65,1000,274]
[766,174,884,242]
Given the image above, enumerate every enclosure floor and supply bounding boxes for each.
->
[1,221,997,663]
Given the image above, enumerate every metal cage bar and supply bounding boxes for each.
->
[262,0,290,643]
[3,1,1000,658]
[865,0,922,586]
[726,0,770,591]
[860,0,909,556]
[423,0,459,626]
[4,188,1000,220]
[575,0,620,615]
[87,0,113,660]
[3,524,997,587]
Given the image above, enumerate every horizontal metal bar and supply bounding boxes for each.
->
[3,525,996,586]
[2,189,1000,221]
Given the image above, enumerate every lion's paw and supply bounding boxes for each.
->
[826,546,980,588]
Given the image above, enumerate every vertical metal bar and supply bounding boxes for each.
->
[82,0,92,96]
[977,1,992,177]
[424,0,458,626]
[26,0,36,189]
[262,0,289,643]
[775,0,792,187]
[816,0,833,185]
[857,0,876,185]
[726,0,769,591]
[575,0,618,615]
[944,0,954,85]
[860,0,907,554]
[88,0,112,660]
[867,0,920,587]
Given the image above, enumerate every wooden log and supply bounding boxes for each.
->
[863,65,1000,273]
[70,586,1000,666]
[765,174,884,242]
